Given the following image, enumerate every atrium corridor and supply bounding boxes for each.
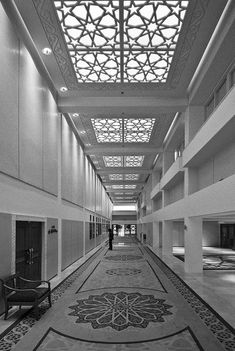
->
[0,236,234,351]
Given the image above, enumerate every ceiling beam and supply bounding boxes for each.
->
[86,146,162,155]
[97,169,152,175]
[59,96,188,114]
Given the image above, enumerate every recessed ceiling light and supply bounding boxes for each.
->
[86,143,91,146]
[80,131,86,134]
[60,86,68,92]
[73,113,79,117]
[42,47,52,55]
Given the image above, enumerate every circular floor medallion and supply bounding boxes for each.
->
[68,291,173,331]
[104,255,143,261]
[106,268,142,276]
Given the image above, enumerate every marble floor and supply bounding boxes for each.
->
[0,239,235,351]
[152,246,235,328]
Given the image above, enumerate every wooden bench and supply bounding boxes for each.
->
[0,274,51,320]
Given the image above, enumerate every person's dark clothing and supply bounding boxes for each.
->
[108,228,113,250]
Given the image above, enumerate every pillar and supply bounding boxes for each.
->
[184,217,203,273]
[57,114,62,277]
[152,221,160,248]
[162,220,173,255]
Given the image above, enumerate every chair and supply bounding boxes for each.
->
[0,274,51,320]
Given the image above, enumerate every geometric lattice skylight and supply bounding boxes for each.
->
[124,156,144,167]
[124,185,137,189]
[110,185,137,189]
[91,118,155,143]
[103,156,144,167]
[109,174,123,181]
[54,0,189,83]
[112,185,124,189]
[125,174,139,181]
[103,156,123,167]
[109,174,139,181]
[91,119,122,143]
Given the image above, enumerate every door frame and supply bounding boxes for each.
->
[11,215,47,280]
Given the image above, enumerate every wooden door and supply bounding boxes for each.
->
[16,221,42,282]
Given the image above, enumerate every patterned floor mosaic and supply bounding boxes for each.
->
[0,236,234,351]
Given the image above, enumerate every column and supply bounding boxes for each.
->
[57,114,62,278]
[184,216,203,273]
[152,221,160,248]
[57,218,62,278]
[162,220,173,255]
[83,208,86,256]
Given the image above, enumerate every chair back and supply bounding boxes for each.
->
[0,274,19,298]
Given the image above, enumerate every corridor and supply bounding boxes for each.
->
[1,236,234,351]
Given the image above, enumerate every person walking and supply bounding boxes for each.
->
[108,228,113,250]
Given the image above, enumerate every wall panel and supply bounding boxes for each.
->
[19,42,43,188]
[42,91,58,195]
[62,220,71,270]
[214,141,235,182]
[61,117,72,201]
[0,4,19,178]
[0,213,12,314]
[46,218,58,280]
[203,222,220,246]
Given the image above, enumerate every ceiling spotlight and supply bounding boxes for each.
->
[80,131,86,134]
[42,47,52,55]
[86,143,91,146]
[60,86,68,92]
[73,113,79,117]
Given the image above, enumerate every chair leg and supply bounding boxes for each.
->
[48,294,52,307]
[4,303,9,320]
[34,305,39,320]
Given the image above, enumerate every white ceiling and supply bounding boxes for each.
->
[9,0,229,204]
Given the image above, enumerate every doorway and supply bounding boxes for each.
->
[16,221,42,282]
[220,224,235,249]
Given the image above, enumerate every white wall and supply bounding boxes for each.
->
[203,222,220,247]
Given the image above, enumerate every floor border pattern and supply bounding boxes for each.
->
[145,246,235,351]
[0,246,105,351]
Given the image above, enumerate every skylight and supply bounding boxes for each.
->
[54,0,189,83]
[91,118,155,143]
[109,174,123,180]
[124,119,155,142]
[112,185,124,189]
[124,156,144,167]
[103,156,144,167]
[125,174,139,180]
[103,156,123,167]
[125,185,137,189]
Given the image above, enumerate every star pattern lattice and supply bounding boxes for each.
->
[125,155,144,167]
[124,119,156,142]
[91,118,155,143]
[109,174,123,181]
[103,156,123,167]
[103,156,144,167]
[54,0,189,83]
[91,118,122,142]
[125,174,139,180]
